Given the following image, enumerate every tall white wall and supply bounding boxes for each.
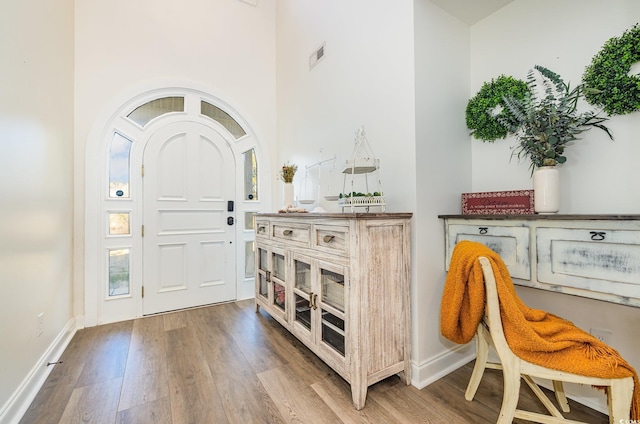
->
[275,0,416,213]
[470,0,640,410]
[413,1,474,386]
[74,0,277,321]
[0,0,75,420]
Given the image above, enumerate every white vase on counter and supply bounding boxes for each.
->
[533,166,559,214]
[283,182,294,206]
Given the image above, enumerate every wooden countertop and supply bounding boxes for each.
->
[438,214,640,220]
[257,212,413,219]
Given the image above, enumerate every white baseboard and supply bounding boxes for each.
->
[75,315,85,330]
[0,318,77,424]
[411,342,476,389]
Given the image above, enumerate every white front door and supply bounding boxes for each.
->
[142,121,236,315]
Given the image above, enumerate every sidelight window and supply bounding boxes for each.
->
[108,248,130,296]
[109,133,133,198]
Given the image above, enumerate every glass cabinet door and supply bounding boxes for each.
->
[271,251,286,312]
[256,247,268,299]
[319,266,346,356]
[293,257,312,330]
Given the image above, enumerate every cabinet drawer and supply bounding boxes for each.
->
[446,223,530,280]
[537,227,640,302]
[272,222,310,246]
[255,220,270,239]
[313,225,349,256]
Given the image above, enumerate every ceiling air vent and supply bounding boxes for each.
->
[309,42,326,70]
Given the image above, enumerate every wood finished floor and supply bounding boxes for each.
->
[20,299,609,424]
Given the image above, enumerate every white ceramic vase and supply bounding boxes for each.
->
[283,182,294,206]
[533,166,559,214]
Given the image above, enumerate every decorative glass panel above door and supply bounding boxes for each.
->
[201,101,246,139]
[127,97,184,127]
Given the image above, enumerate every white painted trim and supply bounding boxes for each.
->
[0,319,77,424]
[411,343,476,389]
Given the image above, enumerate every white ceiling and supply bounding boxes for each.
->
[429,0,514,25]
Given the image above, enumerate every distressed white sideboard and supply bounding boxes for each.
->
[439,214,640,308]
[255,213,412,409]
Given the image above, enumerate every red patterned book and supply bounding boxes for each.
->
[462,190,534,215]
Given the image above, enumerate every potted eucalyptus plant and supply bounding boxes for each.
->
[498,65,613,213]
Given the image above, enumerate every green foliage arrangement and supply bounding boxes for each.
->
[466,75,529,141]
[582,23,640,115]
[499,65,613,173]
[339,191,382,198]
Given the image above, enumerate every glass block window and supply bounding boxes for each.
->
[243,148,258,200]
[109,133,133,198]
[201,101,246,139]
[109,212,130,235]
[127,97,184,127]
[109,248,130,296]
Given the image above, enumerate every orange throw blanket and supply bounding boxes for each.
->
[440,240,639,420]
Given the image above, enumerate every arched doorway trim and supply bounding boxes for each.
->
[84,82,271,326]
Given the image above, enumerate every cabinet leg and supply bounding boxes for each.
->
[398,370,411,385]
[351,383,368,410]
[255,303,260,313]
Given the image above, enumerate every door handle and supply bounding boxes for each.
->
[227,216,234,226]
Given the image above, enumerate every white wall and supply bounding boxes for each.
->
[275,0,416,213]
[413,1,475,385]
[470,0,640,411]
[0,0,75,420]
[74,0,277,322]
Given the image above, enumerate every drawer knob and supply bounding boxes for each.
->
[479,227,488,234]
[283,229,293,236]
[257,226,266,233]
[323,235,335,243]
[590,231,606,241]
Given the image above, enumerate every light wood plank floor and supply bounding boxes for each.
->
[20,299,608,423]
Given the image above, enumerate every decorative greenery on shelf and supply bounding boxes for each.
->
[339,192,382,198]
[582,23,640,115]
[466,75,529,141]
[498,65,613,173]
[279,162,297,183]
